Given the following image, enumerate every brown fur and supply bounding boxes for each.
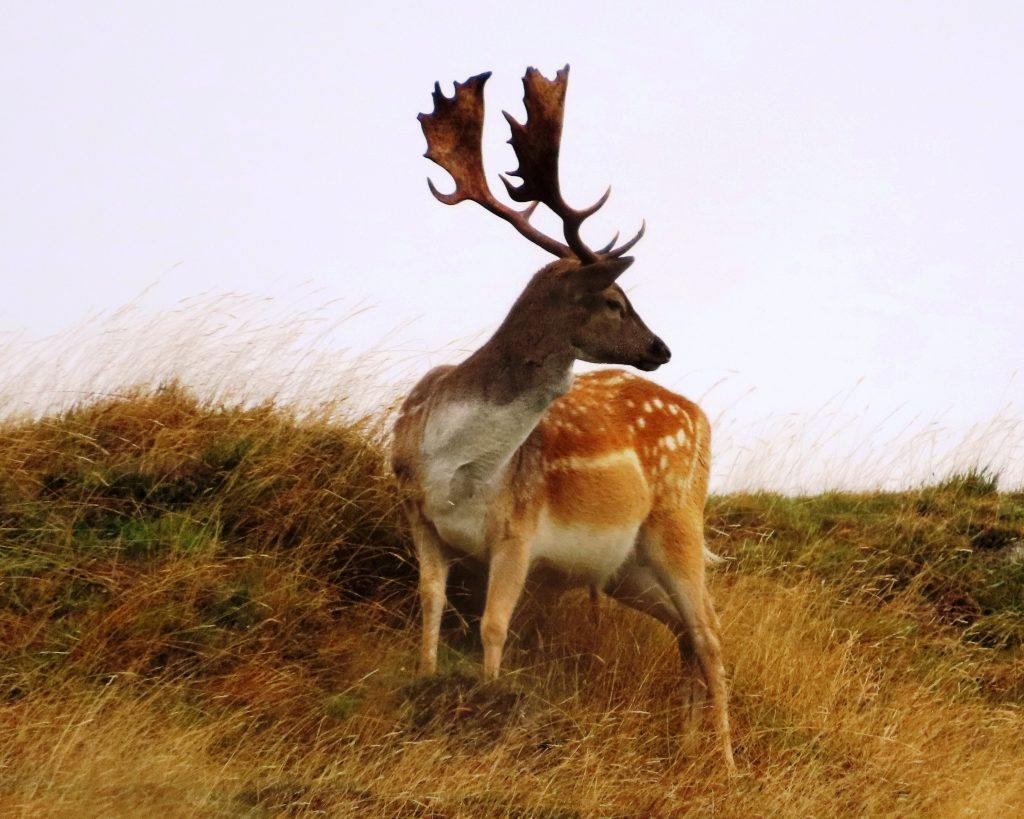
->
[537,371,706,529]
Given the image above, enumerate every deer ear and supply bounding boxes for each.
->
[571,256,635,293]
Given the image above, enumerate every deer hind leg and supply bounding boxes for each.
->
[605,562,702,698]
[408,507,450,676]
[640,512,735,772]
[480,538,530,681]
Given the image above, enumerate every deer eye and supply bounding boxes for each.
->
[605,298,624,314]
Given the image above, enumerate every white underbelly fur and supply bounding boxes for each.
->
[428,499,640,584]
[532,510,640,585]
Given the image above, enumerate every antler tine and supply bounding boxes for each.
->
[521,201,540,221]
[595,231,620,255]
[578,186,611,220]
[607,220,646,257]
[418,72,570,258]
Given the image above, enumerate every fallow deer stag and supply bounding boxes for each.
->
[392,66,734,770]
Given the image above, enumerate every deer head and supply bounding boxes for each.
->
[419,67,671,372]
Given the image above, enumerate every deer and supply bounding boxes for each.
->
[391,66,734,770]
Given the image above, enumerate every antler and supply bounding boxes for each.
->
[418,72,569,258]
[419,67,644,262]
[500,65,643,262]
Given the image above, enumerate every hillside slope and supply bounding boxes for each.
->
[1,388,1022,816]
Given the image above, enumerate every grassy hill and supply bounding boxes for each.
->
[1,387,1023,816]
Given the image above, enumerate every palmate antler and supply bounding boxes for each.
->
[418,66,644,263]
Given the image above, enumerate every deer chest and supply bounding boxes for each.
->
[418,396,545,556]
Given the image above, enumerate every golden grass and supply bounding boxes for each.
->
[1,386,1022,816]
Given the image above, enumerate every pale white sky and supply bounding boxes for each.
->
[2,1,1022,488]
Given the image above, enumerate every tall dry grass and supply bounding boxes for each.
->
[1,383,1022,816]
[4,290,1022,493]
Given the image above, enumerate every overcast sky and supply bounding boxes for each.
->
[2,2,1022,487]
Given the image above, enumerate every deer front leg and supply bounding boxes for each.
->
[480,538,530,681]
[409,511,450,676]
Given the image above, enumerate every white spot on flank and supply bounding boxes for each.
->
[643,402,652,413]
[665,435,677,451]
[659,454,669,470]
[676,429,687,444]
[636,417,646,429]
[668,404,679,415]
[652,398,664,410]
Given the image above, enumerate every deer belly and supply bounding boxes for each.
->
[532,512,640,584]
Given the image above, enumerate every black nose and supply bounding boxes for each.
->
[649,337,671,363]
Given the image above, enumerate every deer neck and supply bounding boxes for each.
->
[463,308,576,407]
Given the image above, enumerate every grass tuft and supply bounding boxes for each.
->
[934,466,1001,496]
